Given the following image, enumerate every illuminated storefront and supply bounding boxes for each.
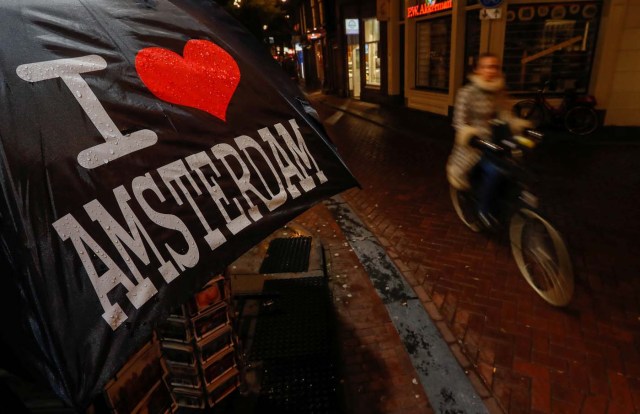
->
[385,0,639,126]
[336,0,388,102]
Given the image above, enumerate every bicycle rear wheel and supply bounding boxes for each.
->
[450,185,482,232]
[513,100,544,129]
[564,106,598,135]
[509,209,574,306]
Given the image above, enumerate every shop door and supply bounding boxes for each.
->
[314,41,325,87]
[347,31,361,99]
[351,47,360,98]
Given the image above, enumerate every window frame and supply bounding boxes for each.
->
[414,13,453,92]
[502,1,601,96]
[363,18,382,88]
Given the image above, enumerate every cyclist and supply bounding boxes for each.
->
[446,53,531,228]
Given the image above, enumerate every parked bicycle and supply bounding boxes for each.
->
[449,120,574,306]
[512,81,598,136]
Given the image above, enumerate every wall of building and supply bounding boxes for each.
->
[593,0,640,126]
[390,0,640,126]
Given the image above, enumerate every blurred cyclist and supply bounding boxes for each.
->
[446,53,531,228]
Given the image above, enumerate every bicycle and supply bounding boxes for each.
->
[512,81,598,136]
[449,120,574,306]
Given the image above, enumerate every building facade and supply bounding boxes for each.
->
[323,0,639,126]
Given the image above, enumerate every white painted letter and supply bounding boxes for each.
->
[258,126,305,198]
[84,187,178,283]
[16,55,157,169]
[185,151,250,236]
[235,135,287,211]
[211,143,263,223]
[157,160,225,249]
[132,173,200,273]
[275,119,328,189]
[52,214,157,330]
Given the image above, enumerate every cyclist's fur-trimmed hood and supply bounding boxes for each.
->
[468,73,505,93]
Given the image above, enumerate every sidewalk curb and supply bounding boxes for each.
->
[309,93,451,146]
[386,254,507,414]
[326,196,495,414]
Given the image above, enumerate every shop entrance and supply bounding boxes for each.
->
[314,40,325,88]
[347,34,361,99]
[348,46,361,98]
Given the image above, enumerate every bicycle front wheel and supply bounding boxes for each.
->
[509,209,574,306]
[564,106,598,135]
[513,100,544,129]
[449,185,482,232]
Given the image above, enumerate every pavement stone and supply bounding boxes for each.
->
[288,205,434,414]
[308,91,640,414]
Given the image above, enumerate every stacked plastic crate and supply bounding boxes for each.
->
[156,274,240,410]
[103,336,177,414]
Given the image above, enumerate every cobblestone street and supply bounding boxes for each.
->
[307,92,640,414]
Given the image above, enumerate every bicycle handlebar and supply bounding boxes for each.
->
[470,137,504,153]
[471,128,542,151]
[524,129,544,140]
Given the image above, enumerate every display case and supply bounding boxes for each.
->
[103,337,176,414]
[156,273,239,410]
[160,342,196,367]
[203,348,236,385]
[166,362,201,389]
[192,302,229,341]
[157,317,191,343]
[206,368,240,407]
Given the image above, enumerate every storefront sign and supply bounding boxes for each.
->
[345,19,359,35]
[307,28,325,41]
[407,0,452,19]
[480,7,502,20]
[480,0,503,8]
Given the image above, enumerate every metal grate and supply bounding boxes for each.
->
[259,237,312,274]
[249,277,342,414]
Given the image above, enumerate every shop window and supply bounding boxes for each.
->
[415,16,451,91]
[503,2,600,94]
[464,10,481,80]
[311,0,318,29]
[364,18,381,87]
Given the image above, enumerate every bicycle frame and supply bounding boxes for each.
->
[532,83,597,124]
[533,87,567,122]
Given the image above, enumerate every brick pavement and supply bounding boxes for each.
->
[310,92,640,414]
[290,206,434,414]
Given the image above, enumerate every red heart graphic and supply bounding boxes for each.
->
[135,39,240,121]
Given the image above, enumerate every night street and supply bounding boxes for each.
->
[303,92,640,413]
[2,1,639,413]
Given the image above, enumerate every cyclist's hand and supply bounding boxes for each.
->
[513,135,537,149]
[510,117,534,133]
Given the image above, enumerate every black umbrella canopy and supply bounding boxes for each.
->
[0,0,357,409]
